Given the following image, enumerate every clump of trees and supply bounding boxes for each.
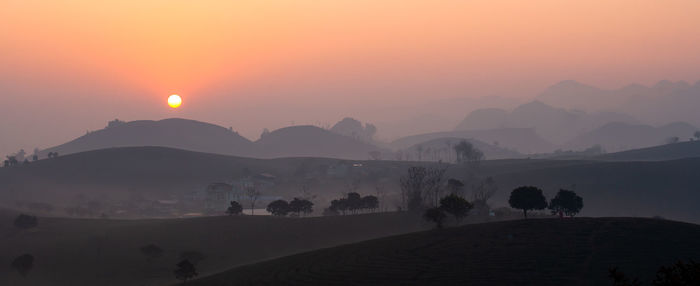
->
[399,166,446,212]
[325,192,379,216]
[548,189,583,217]
[266,198,314,217]
[508,186,547,218]
[47,152,59,159]
[226,201,243,215]
[140,244,164,262]
[11,254,34,278]
[174,259,198,284]
[423,194,473,228]
[454,140,484,164]
[14,214,38,229]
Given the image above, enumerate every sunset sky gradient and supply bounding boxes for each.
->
[2,0,700,155]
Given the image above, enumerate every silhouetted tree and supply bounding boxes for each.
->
[454,140,484,164]
[11,254,34,278]
[695,131,700,141]
[179,251,206,265]
[174,259,198,284]
[226,201,243,215]
[548,189,583,217]
[447,178,465,196]
[31,154,38,161]
[439,194,473,222]
[666,136,680,144]
[399,166,447,212]
[472,177,498,216]
[329,198,349,215]
[423,207,447,229]
[140,244,163,261]
[361,195,379,212]
[347,192,363,214]
[266,200,289,216]
[289,198,314,216]
[653,260,700,285]
[509,186,547,218]
[609,267,641,286]
[245,185,260,215]
[6,156,19,167]
[14,214,38,229]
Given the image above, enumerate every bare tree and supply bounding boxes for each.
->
[454,140,484,165]
[399,166,447,212]
[245,185,261,215]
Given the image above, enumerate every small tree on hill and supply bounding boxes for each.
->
[174,259,198,284]
[11,254,34,278]
[245,185,260,215]
[329,199,348,215]
[439,194,473,222]
[347,192,363,214]
[508,186,547,218]
[140,244,163,262]
[423,207,447,229]
[289,198,314,216]
[266,200,289,216]
[14,214,38,229]
[548,189,583,217]
[226,201,243,215]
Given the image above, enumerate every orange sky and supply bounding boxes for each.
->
[2,0,700,155]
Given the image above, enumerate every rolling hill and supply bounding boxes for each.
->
[391,128,555,154]
[36,118,386,160]
[0,212,425,286]
[186,218,700,286]
[403,137,522,160]
[3,147,700,222]
[594,140,700,161]
[562,121,697,152]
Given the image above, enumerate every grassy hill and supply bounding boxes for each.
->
[594,140,700,161]
[186,218,700,286]
[3,147,700,222]
[0,212,425,286]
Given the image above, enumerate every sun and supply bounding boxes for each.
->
[168,94,182,108]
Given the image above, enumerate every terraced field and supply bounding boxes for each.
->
[187,218,700,286]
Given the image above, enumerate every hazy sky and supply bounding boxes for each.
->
[2,0,700,156]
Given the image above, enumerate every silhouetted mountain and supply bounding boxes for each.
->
[404,137,522,160]
[391,128,555,154]
[455,101,637,144]
[38,118,388,160]
[39,118,255,157]
[256,125,386,159]
[563,122,698,152]
[536,80,700,127]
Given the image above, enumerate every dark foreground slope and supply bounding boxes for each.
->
[0,213,424,286]
[188,218,700,286]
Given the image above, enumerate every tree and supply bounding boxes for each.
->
[329,198,349,215]
[266,200,289,216]
[653,260,700,285]
[508,186,547,218]
[14,214,38,229]
[245,185,260,215]
[361,195,379,212]
[346,192,363,214]
[447,178,465,196]
[666,136,680,144]
[179,251,206,265]
[454,140,484,165]
[608,267,641,286]
[226,201,243,215]
[288,198,313,216]
[439,194,473,222]
[695,131,700,140]
[11,254,34,278]
[6,156,19,167]
[472,177,498,216]
[399,166,447,212]
[140,244,163,261]
[423,207,447,229]
[174,259,198,284]
[548,189,583,217]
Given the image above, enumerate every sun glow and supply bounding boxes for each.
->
[168,94,182,108]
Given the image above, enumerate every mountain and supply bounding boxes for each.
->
[188,218,700,286]
[392,128,555,154]
[256,125,386,159]
[39,118,255,157]
[455,101,638,144]
[563,122,698,152]
[38,118,388,160]
[536,80,700,127]
[403,137,522,160]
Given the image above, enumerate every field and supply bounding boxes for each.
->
[187,218,700,286]
[0,212,426,286]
